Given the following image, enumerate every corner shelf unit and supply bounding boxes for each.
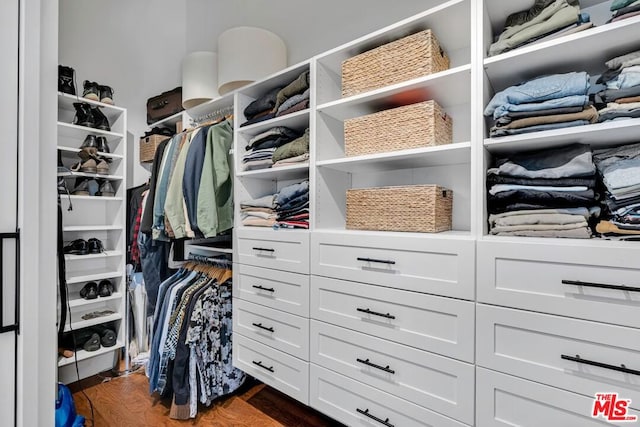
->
[56,92,127,383]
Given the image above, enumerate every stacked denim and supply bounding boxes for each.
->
[488,0,590,57]
[485,72,595,137]
[607,0,640,22]
[239,195,277,227]
[593,142,640,238]
[242,126,301,171]
[274,180,310,229]
[595,49,640,122]
[487,143,599,238]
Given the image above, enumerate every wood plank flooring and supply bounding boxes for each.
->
[70,370,343,426]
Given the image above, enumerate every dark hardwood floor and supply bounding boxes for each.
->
[69,369,343,427]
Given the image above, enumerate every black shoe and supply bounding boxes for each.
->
[80,134,99,150]
[91,107,110,131]
[144,127,173,138]
[87,238,104,254]
[98,85,114,105]
[82,333,101,352]
[79,282,98,300]
[63,239,88,255]
[91,325,117,347]
[98,279,113,297]
[72,102,95,128]
[82,80,100,102]
[98,180,115,197]
[96,136,110,154]
[58,65,76,95]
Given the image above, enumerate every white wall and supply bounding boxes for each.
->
[60,0,443,186]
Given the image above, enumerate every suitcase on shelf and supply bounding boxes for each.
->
[146,87,184,124]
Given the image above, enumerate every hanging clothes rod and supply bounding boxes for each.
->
[187,253,232,267]
[190,104,234,126]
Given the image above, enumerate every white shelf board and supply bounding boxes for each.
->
[66,271,122,285]
[64,312,121,333]
[317,65,471,120]
[237,163,310,180]
[236,226,309,234]
[315,228,473,240]
[186,245,234,255]
[148,110,184,129]
[58,171,123,180]
[479,234,640,249]
[62,225,123,232]
[58,341,124,367]
[68,292,123,309]
[484,16,640,89]
[58,146,123,160]
[57,92,125,122]
[57,121,124,140]
[64,250,123,261]
[317,142,470,173]
[238,109,310,133]
[484,118,640,154]
[235,61,311,100]
[67,195,123,201]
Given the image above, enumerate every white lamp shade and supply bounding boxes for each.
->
[182,51,219,109]
[217,27,287,95]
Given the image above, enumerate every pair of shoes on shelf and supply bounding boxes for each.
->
[72,102,111,131]
[82,81,114,105]
[70,157,109,175]
[79,279,113,300]
[70,178,115,197]
[63,237,104,255]
[81,326,117,352]
[80,134,111,154]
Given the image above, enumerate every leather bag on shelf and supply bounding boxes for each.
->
[146,86,184,124]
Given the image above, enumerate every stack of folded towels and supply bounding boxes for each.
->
[243,126,301,171]
[274,180,309,229]
[607,0,640,22]
[487,143,599,239]
[488,0,591,57]
[485,71,596,138]
[594,142,640,238]
[241,70,310,127]
[595,49,640,122]
[240,195,277,227]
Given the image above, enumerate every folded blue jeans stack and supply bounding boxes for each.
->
[595,49,640,122]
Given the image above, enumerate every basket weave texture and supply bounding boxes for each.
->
[344,100,452,157]
[346,185,453,233]
[341,29,450,98]
[139,134,170,163]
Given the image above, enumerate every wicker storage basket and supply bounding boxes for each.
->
[139,134,170,163]
[344,100,452,157]
[341,29,449,97]
[346,185,452,233]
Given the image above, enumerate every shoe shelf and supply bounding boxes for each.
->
[57,92,125,122]
[58,341,125,368]
[68,195,123,201]
[66,271,123,285]
[58,171,123,181]
[68,292,123,309]
[58,146,123,160]
[64,311,122,333]
[62,225,123,232]
[57,122,124,139]
[64,250,123,261]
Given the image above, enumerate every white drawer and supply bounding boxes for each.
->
[477,304,640,411]
[477,368,640,427]
[233,299,309,360]
[237,228,309,274]
[233,334,308,404]
[311,320,474,424]
[234,264,309,317]
[311,231,475,299]
[311,275,474,362]
[310,364,468,427]
[478,240,640,328]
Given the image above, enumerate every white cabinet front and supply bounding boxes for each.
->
[237,228,310,274]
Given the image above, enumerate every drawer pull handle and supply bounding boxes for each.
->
[357,257,395,265]
[561,354,640,376]
[356,357,395,374]
[356,408,394,427]
[253,247,275,253]
[252,360,274,373]
[252,322,275,333]
[562,280,640,293]
[252,285,275,292]
[357,307,396,320]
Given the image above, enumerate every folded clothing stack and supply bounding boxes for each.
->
[487,143,599,238]
[272,128,309,167]
[593,142,640,238]
[241,70,310,127]
[488,0,590,57]
[485,71,595,138]
[274,180,309,229]
[595,49,640,122]
[240,194,277,227]
[242,126,302,171]
[607,0,640,23]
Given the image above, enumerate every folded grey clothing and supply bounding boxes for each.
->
[490,143,595,179]
[242,153,275,163]
[489,184,588,195]
[240,112,276,127]
[598,106,640,122]
[275,99,310,117]
[490,119,590,137]
[244,86,283,120]
[492,105,598,130]
[276,88,310,115]
[273,153,310,167]
[606,49,640,71]
[275,202,310,217]
[593,142,640,173]
[242,147,277,162]
[274,70,310,111]
[609,183,640,198]
[596,84,640,104]
[486,173,596,187]
[491,220,588,234]
[248,126,300,149]
[495,105,585,125]
[604,194,640,211]
[504,0,579,27]
[522,20,593,48]
[611,9,640,21]
[489,187,595,203]
[243,159,273,171]
[491,212,590,228]
[489,206,596,222]
[491,227,592,238]
[240,194,275,209]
